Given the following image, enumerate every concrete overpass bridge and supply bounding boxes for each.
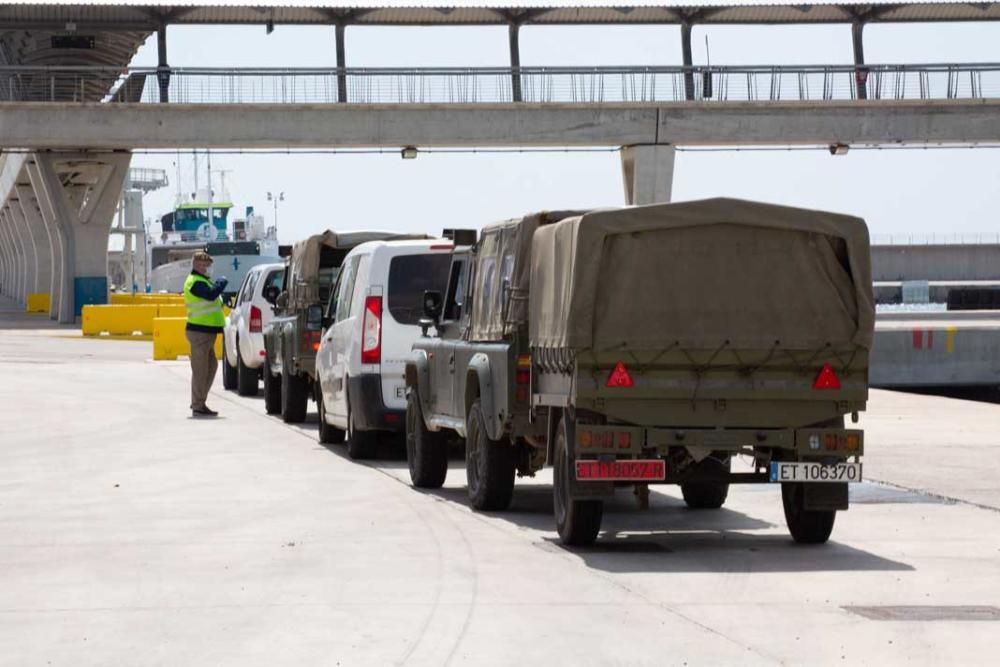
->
[2,2,1000,321]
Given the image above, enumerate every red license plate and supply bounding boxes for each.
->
[575,459,665,481]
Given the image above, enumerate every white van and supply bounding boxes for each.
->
[315,239,454,459]
[222,262,285,395]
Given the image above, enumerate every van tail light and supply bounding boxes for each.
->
[813,363,841,390]
[249,305,263,333]
[361,296,382,364]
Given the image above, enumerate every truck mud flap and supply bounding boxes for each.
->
[803,482,849,511]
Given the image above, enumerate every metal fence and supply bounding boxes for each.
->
[1,64,998,105]
[871,233,1000,246]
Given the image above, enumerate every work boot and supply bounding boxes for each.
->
[192,406,219,418]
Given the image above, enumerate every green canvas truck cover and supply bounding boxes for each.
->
[289,230,428,306]
[528,198,874,354]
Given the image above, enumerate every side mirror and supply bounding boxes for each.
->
[306,304,324,329]
[263,285,281,305]
[274,291,289,312]
[423,290,443,321]
[420,290,443,337]
[224,294,237,309]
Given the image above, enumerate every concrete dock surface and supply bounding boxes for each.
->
[2,305,999,666]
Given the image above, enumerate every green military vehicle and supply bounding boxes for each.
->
[405,198,874,546]
[263,230,413,423]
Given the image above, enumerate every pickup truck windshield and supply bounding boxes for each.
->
[388,254,451,325]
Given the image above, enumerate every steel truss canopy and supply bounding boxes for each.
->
[2,2,1000,29]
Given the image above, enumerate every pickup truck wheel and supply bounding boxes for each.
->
[406,390,447,488]
[553,415,603,546]
[236,338,258,396]
[347,402,378,460]
[281,369,308,424]
[262,354,281,415]
[681,457,731,509]
[782,482,836,544]
[317,390,345,444]
[465,399,515,511]
[222,344,238,391]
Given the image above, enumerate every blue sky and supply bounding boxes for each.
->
[128,20,1000,244]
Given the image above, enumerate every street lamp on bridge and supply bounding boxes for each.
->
[267,191,284,236]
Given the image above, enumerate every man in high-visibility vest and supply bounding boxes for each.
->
[183,251,228,417]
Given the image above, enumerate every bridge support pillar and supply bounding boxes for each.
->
[681,22,695,101]
[0,210,20,302]
[157,24,171,103]
[15,185,55,304]
[6,202,37,303]
[335,22,348,103]
[29,152,131,322]
[1,207,27,304]
[509,22,523,102]
[621,145,675,206]
[852,22,867,100]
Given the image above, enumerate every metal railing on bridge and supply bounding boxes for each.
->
[0,64,997,105]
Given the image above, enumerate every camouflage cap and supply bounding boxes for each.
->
[192,251,213,263]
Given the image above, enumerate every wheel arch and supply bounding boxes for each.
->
[466,353,501,440]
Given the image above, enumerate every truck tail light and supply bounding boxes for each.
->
[813,362,841,390]
[362,296,382,364]
[249,305,262,333]
[606,361,634,388]
[302,330,321,352]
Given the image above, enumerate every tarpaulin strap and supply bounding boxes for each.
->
[737,340,780,376]
[683,339,731,406]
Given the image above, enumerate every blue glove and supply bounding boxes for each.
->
[215,277,228,290]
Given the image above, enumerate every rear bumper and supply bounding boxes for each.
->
[239,331,266,369]
[348,374,405,432]
[574,425,864,458]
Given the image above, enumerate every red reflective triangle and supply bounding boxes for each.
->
[606,361,635,388]
[813,362,841,390]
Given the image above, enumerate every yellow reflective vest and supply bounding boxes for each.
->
[183,273,225,329]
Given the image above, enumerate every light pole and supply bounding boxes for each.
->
[267,191,284,237]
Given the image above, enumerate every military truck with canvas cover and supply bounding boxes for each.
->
[406,198,874,546]
[264,230,420,423]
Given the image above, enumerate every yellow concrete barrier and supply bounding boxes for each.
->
[26,293,50,313]
[153,317,223,361]
[82,304,159,336]
[157,304,188,319]
[110,293,184,305]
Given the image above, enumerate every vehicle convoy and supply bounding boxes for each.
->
[263,230,424,424]
[222,262,285,396]
[314,239,457,458]
[405,198,875,546]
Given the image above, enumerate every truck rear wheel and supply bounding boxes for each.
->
[681,457,731,509]
[236,338,258,396]
[406,390,448,488]
[222,345,238,391]
[782,482,836,544]
[553,414,603,546]
[465,399,515,511]
[281,369,308,424]
[262,354,281,415]
[317,389,345,445]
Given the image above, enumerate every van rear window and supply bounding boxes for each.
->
[388,254,452,325]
